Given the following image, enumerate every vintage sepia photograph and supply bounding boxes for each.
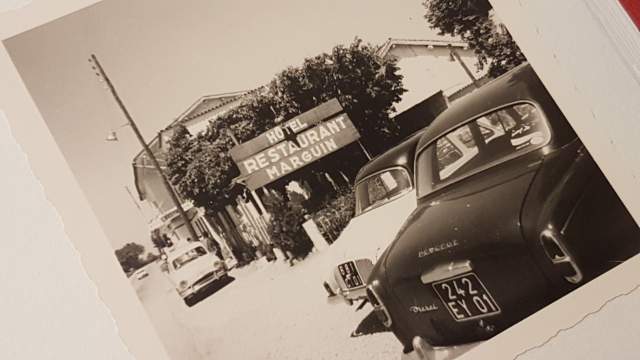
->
[3,0,640,359]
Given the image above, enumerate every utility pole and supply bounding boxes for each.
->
[448,44,481,89]
[89,54,199,242]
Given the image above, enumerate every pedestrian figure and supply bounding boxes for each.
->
[162,234,173,248]
[202,232,223,259]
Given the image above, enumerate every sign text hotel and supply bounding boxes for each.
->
[230,99,360,190]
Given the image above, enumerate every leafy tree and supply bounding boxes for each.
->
[165,125,194,187]
[269,38,405,154]
[166,38,406,211]
[168,126,239,209]
[150,229,169,253]
[423,0,526,77]
[115,242,145,272]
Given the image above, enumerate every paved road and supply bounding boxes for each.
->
[131,252,402,360]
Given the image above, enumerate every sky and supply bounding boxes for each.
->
[3,0,443,252]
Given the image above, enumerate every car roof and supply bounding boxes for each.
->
[166,242,207,261]
[416,63,556,153]
[354,130,424,184]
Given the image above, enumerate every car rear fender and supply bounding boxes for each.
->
[520,140,599,288]
[559,163,640,278]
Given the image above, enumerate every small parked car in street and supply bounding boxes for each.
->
[366,63,640,360]
[322,130,423,304]
[167,242,228,306]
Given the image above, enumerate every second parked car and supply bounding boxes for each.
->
[322,130,423,304]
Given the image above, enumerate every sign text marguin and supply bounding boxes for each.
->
[230,99,360,190]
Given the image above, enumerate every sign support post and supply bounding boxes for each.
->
[357,139,373,160]
[226,129,269,216]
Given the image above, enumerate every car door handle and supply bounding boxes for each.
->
[420,260,473,284]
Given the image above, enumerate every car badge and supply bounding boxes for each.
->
[409,304,439,313]
[418,239,460,258]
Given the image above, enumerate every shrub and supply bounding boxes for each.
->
[312,189,356,244]
[264,191,314,259]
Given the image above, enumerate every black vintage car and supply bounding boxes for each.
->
[366,63,640,357]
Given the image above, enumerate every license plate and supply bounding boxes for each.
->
[432,273,501,322]
[337,261,364,289]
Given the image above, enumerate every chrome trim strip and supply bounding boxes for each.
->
[354,166,414,216]
[415,100,553,199]
[367,282,392,327]
[540,228,583,284]
[354,165,414,189]
[192,271,217,287]
[420,260,472,284]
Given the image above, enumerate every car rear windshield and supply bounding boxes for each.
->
[416,103,551,198]
[355,167,412,215]
[172,246,207,270]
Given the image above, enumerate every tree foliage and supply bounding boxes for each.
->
[263,191,314,259]
[167,125,239,209]
[423,0,526,77]
[166,38,406,211]
[313,189,356,244]
[115,242,145,272]
[150,229,173,253]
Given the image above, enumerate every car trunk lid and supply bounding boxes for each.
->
[383,158,553,346]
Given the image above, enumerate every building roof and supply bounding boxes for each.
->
[376,38,469,59]
[168,87,266,128]
[133,87,265,164]
[131,87,265,201]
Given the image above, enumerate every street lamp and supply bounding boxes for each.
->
[90,54,199,242]
[105,131,118,142]
[105,123,130,142]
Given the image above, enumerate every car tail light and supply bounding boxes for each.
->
[540,228,583,284]
[366,283,392,328]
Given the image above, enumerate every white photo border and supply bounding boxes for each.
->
[1,1,639,359]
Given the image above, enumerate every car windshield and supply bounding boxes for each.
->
[416,103,551,198]
[172,246,207,270]
[355,168,412,215]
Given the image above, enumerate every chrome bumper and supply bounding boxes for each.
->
[337,285,367,301]
[180,270,226,298]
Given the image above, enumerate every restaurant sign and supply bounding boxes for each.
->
[230,99,360,190]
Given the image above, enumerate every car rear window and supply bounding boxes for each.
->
[171,246,207,270]
[417,103,551,198]
[355,168,412,215]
